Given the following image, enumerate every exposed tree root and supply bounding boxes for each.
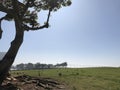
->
[1,75,66,90]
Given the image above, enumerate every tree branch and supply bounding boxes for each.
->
[23,10,51,31]
[0,4,13,14]
[0,15,6,39]
[23,23,49,31]
[11,0,19,15]
[21,0,31,17]
[47,9,51,24]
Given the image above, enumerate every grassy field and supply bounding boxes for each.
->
[11,67,120,90]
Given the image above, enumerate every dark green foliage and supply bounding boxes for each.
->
[0,0,71,28]
[72,86,77,90]
[58,72,62,76]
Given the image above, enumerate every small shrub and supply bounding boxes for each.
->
[72,86,77,90]
[58,73,62,77]
[38,71,41,77]
[76,72,79,75]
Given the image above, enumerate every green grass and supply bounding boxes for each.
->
[11,67,120,90]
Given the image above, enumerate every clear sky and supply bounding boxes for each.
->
[0,0,120,67]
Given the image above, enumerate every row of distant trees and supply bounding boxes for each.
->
[11,62,67,70]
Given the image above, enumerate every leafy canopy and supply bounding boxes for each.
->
[0,0,71,30]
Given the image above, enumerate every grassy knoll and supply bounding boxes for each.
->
[11,67,120,90]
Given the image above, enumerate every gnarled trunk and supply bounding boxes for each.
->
[0,20,24,85]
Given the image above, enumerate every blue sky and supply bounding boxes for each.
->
[0,0,120,67]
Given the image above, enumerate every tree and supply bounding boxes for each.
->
[0,0,71,85]
[34,62,41,69]
[16,63,25,70]
[55,62,67,68]
[25,63,34,70]
[61,62,67,67]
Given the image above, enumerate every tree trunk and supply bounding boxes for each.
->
[0,20,24,85]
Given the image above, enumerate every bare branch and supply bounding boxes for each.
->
[47,9,51,24]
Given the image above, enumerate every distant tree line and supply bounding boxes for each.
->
[11,62,68,70]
